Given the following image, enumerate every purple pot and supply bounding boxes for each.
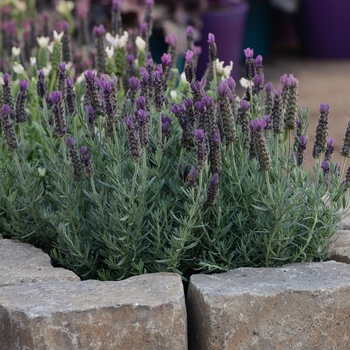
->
[298,0,350,58]
[196,2,249,81]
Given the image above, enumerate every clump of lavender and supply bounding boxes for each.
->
[284,75,299,130]
[186,166,199,199]
[252,74,264,96]
[249,118,271,171]
[324,137,334,162]
[52,91,67,137]
[37,70,48,99]
[244,48,255,80]
[57,62,67,105]
[61,21,72,63]
[93,24,106,73]
[312,103,330,159]
[161,114,172,143]
[81,146,95,177]
[2,73,14,117]
[124,115,142,162]
[195,129,208,170]
[206,173,219,206]
[111,0,123,36]
[1,104,18,150]
[15,80,29,124]
[184,50,195,84]
[66,137,84,181]
[84,70,104,116]
[341,118,350,157]
[296,134,307,166]
[171,103,193,147]
[209,129,222,174]
[255,55,264,76]
[186,26,194,50]
[138,108,150,148]
[271,86,284,135]
[216,80,238,143]
[264,82,274,117]
[101,79,118,137]
[66,78,76,116]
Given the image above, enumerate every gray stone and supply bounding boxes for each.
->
[337,214,350,230]
[0,273,187,350]
[328,230,350,264]
[187,261,350,350]
[0,239,80,287]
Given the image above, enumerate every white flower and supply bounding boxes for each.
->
[47,43,54,54]
[105,31,129,49]
[135,36,146,51]
[11,47,21,57]
[239,77,250,89]
[13,62,25,74]
[42,63,52,77]
[223,61,233,78]
[53,30,64,43]
[215,59,233,78]
[180,72,187,82]
[37,36,50,48]
[0,76,3,86]
[56,0,75,14]
[105,46,115,59]
[76,73,85,85]
[30,57,37,66]
[170,90,177,101]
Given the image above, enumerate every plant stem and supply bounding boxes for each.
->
[198,168,203,200]
[178,147,184,167]
[61,137,66,160]
[340,156,347,180]
[49,69,57,93]
[131,161,139,199]
[19,123,24,144]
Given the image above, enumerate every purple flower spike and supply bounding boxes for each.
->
[146,0,154,7]
[189,166,199,179]
[253,74,264,88]
[3,73,10,85]
[185,50,194,64]
[208,33,215,44]
[186,26,194,38]
[62,21,69,33]
[136,96,146,109]
[195,129,205,140]
[249,118,266,132]
[161,53,172,67]
[140,67,149,80]
[240,100,250,112]
[321,161,330,172]
[255,55,263,65]
[165,34,178,47]
[213,129,220,142]
[210,173,219,186]
[100,79,112,93]
[124,115,135,129]
[129,76,140,90]
[51,91,62,104]
[66,137,75,148]
[202,96,214,108]
[93,24,106,38]
[244,47,254,59]
[265,82,273,94]
[84,70,96,80]
[300,134,307,145]
[66,78,73,88]
[280,73,290,87]
[1,104,11,116]
[263,115,270,125]
[289,74,299,88]
[112,0,121,9]
[194,101,205,113]
[81,146,88,154]
[320,103,330,114]
[216,80,229,96]
[59,62,66,72]
[274,86,283,97]
[226,76,236,90]
[328,137,334,147]
[19,80,29,92]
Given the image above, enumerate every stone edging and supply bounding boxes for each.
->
[2,215,350,350]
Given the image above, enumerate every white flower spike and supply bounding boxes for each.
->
[37,36,50,48]
[53,30,64,43]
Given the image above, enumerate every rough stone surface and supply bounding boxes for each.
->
[0,273,187,350]
[0,238,80,287]
[328,230,350,264]
[187,261,350,350]
[337,214,350,230]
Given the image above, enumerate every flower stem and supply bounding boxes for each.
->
[131,161,139,199]
[340,156,347,181]
[49,69,57,93]
[61,137,66,160]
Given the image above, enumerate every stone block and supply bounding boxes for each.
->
[0,273,187,350]
[187,261,350,350]
[328,230,350,264]
[0,239,80,287]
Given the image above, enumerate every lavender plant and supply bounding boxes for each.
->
[0,2,349,281]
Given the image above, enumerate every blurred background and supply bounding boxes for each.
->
[5,0,350,169]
